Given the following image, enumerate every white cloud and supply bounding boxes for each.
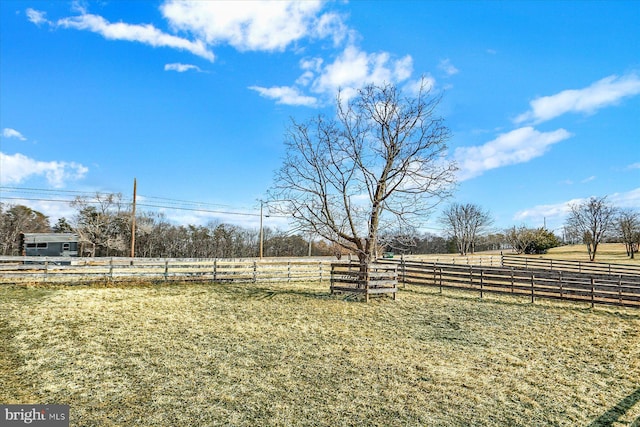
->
[0,152,88,188]
[403,75,436,96]
[27,3,415,108]
[610,187,640,209]
[438,58,459,76]
[2,128,27,141]
[160,0,342,52]
[164,63,201,72]
[26,8,49,25]
[45,10,215,61]
[513,198,580,228]
[515,73,640,124]
[627,162,640,170]
[249,86,317,107]
[248,45,414,106]
[312,45,413,96]
[454,126,572,181]
[514,187,640,228]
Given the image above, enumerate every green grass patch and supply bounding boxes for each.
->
[1,281,639,426]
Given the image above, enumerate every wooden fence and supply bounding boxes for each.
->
[502,255,640,276]
[2,255,639,308]
[379,259,640,308]
[330,262,398,302]
[0,256,331,285]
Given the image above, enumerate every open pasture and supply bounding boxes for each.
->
[1,280,639,426]
[543,243,640,266]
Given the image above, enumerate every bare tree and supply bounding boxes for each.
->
[505,226,536,254]
[71,192,129,256]
[618,209,640,259]
[439,203,493,256]
[270,79,456,274]
[0,203,51,255]
[565,196,617,261]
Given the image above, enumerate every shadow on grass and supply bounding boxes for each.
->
[587,388,640,427]
[210,282,334,302]
[402,284,640,319]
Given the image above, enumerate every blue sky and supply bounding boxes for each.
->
[1,0,639,235]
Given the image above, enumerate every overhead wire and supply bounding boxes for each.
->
[0,186,291,219]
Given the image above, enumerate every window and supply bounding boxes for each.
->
[26,243,37,248]
[36,243,47,248]
[63,243,70,251]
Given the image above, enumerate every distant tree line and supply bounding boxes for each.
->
[1,195,638,260]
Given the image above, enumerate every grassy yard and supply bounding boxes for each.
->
[1,281,639,426]
[543,243,640,265]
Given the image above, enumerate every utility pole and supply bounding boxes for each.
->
[259,200,264,259]
[130,178,137,258]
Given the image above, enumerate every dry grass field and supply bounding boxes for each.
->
[543,243,640,265]
[1,280,639,426]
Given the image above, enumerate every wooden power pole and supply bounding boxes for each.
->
[130,178,137,258]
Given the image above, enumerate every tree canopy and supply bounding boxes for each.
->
[269,79,457,266]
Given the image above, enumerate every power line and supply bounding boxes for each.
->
[0,195,292,219]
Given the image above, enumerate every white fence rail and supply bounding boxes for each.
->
[0,256,332,285]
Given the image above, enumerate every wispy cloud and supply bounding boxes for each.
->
[515,73,640,124]
[26,8,48,25]
[610,187,640,209]
[626,162,640,170]
[454,127,572,181]
[249,85,317,107]
[438,58,459,76]
[0,152,88,188]
[514,199,577,223]
[2,128,27,141]
[27,8,215,61]
[514,187,640,228]
[164,63,202,73]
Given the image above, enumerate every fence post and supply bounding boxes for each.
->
[433,262,437,288]
[318,262,323,284]
[531,273,535,303]
[287,261,291,283]
[618,275,622,305]
[559,271,563,300]
[164,260,169,281]
[109,258,114,281]
[213,259,217,282]
[402,255,406,288]
[253,261,257,283]
[480,269,484,299]
[469,266,473,291]
[510,267,514,293]
[44,260,49,282]
[591,277,595,308]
